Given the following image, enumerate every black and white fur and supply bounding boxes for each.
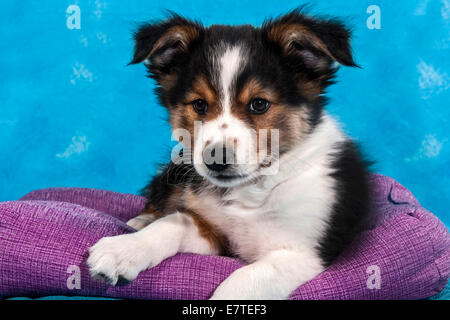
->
[87,9,370,300]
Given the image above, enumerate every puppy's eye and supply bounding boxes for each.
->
[249,98,271,114]
[192,99,208,114]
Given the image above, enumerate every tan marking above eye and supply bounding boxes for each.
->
[185,76,217,105]
[182,75,225,120]
[236,78,279,106]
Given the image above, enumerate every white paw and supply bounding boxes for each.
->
[87,234,152,285]
[126,216,154,230]
[209,286,284,300]
[209,286,248,300]
[209,280,254,300]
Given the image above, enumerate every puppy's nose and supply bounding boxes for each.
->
[203,144,233,172]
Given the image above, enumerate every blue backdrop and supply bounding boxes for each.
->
[1,0,449,226]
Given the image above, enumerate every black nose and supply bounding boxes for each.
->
[206,161,229,172]
[204,144,232,172]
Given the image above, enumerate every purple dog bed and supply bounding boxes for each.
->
[0,174,448,299]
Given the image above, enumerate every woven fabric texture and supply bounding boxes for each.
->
[0,174,448,299]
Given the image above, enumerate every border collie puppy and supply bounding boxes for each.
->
[87,9,370,300]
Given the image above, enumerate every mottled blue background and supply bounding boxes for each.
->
[0,0,449,226]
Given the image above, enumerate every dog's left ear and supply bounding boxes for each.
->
[262,10,358,74]
[129,14,203,80]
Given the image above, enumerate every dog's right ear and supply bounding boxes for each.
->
[129,15,203,79]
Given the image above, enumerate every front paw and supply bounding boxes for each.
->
[210,287,242,300]
[210,286,283,300]
[87,234,151,285]
[126,215,153,230]
[210,284,252,300]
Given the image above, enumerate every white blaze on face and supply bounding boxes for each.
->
[220,46,242,116]
[193,45,258,180]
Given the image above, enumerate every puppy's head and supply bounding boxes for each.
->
[130,10,357,187]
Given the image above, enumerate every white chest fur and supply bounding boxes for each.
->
[195,114,346,262]
[87,115,346,299]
